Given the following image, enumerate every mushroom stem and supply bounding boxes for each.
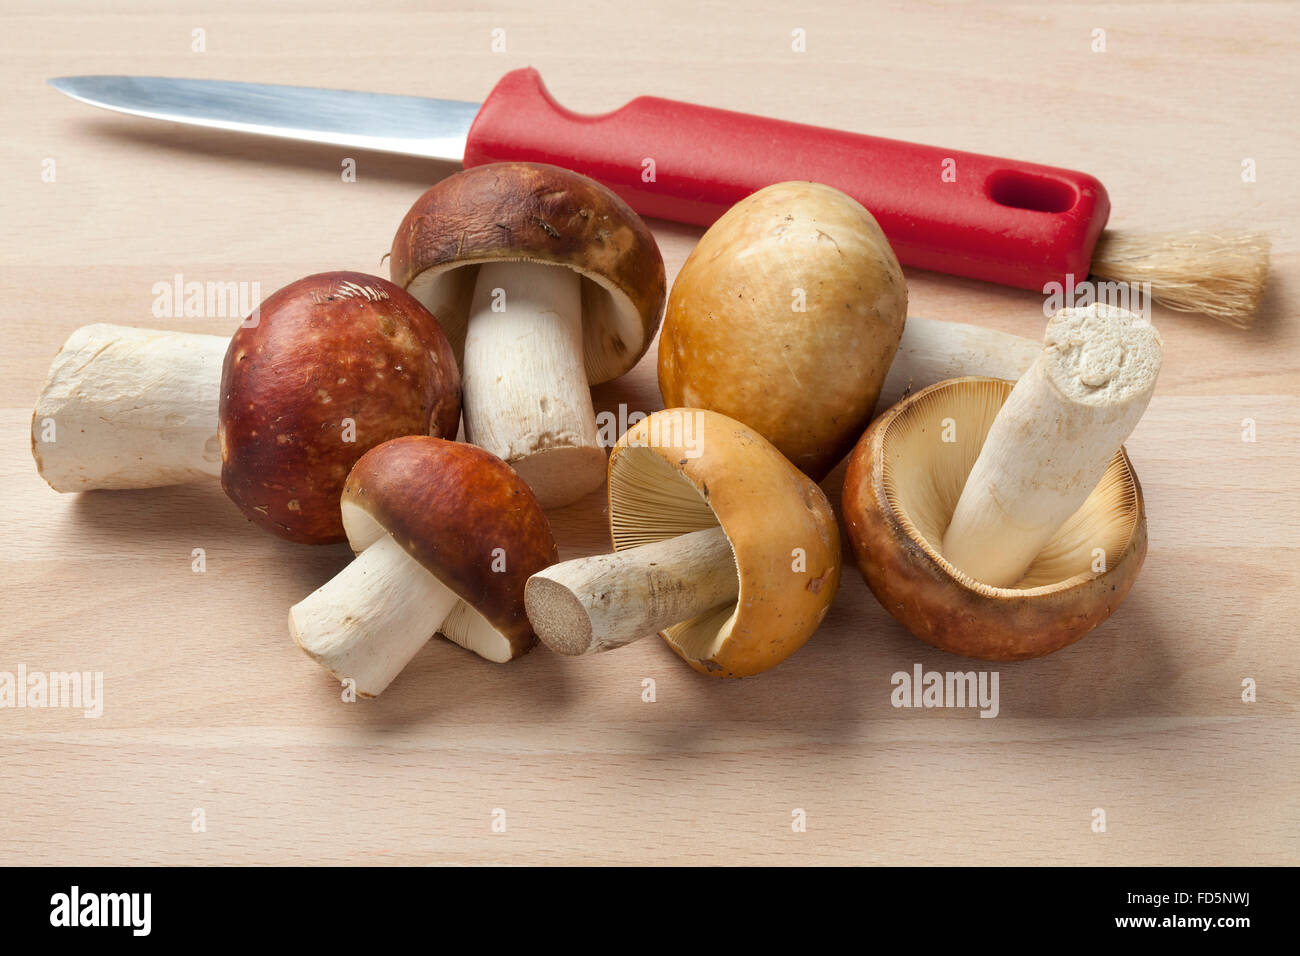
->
[877,317,1041,412]
[941,306,1161,588]
[525,526,738,655]
[462,261,606,508]
[289,533,461,697]
[32,324,227,491]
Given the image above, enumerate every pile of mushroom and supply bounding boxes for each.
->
[30,162,1175,698]
[389,162,667,508]
[32,271,461,543]
[524,408,841,677]
[842,303,1161,659]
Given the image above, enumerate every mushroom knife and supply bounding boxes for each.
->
[49,69,1109,292]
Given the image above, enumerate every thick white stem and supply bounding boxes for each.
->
[941,306,1161,587]
[525,526,738,655]
[32,324,227,491]
[462,261,606,509]
[878,316,1041,412]
[289,534,461,697]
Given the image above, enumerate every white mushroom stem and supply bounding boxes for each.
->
[878,316,1041,412]
[462,261,606,509]
[289,534,461,698]
[525,526,738,655]
[941,306,1162,588]
[32,324,228,491]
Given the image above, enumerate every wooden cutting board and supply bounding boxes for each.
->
[2,0,1296,865]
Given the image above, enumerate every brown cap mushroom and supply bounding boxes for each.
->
[290,435,557,697]
[658,181,907,480]
[842,377,1149,661]
[525,408,840,677]
[219,271,460,544]
[390,162,666,508]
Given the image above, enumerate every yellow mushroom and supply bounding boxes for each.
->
[526,408,841,677]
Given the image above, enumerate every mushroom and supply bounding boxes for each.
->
[941,304,1162,586]
[389,162,666,508]
[525,408,841,677]
[220,272,460,543]
[842,305,1160,660]
[290,435,557,697]
[658,181,907,480]
[31,272,460,545]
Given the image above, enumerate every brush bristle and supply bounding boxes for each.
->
[1090,230,1270,329]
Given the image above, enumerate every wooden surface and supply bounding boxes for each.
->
[2,0,1297,866]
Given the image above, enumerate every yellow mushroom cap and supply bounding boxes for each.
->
[609,408,841,677]
[658,181,907,480]
[842,378,1148,661]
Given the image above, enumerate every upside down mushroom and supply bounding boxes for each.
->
[843,304,1161,660]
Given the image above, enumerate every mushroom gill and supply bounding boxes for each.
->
[880,377,1141,594]
[608,444,738,660]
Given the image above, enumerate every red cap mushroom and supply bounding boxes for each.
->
[290,436,557,696]
[219,271,460,544]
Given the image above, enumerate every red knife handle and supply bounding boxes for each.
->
[464,68,1109,292]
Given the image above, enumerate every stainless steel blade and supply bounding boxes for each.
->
[48,75,480,162]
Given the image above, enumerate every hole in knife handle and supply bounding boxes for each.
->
[986,170,1079,214]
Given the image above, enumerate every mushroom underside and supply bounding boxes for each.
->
[607,445,740,660]
[882,378,1140,594]
[406,259,646,385]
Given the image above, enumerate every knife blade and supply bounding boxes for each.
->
[49,75,479,161]
[48,69,1110,292]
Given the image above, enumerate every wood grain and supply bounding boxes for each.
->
[1,0,1296,865]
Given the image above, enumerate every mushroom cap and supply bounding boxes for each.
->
[219,272,461,545]
[609,408,840,677]
[842,377,1148,661]
[340,436,557,662]
[658,181,907,480]
[389,162,666,384]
